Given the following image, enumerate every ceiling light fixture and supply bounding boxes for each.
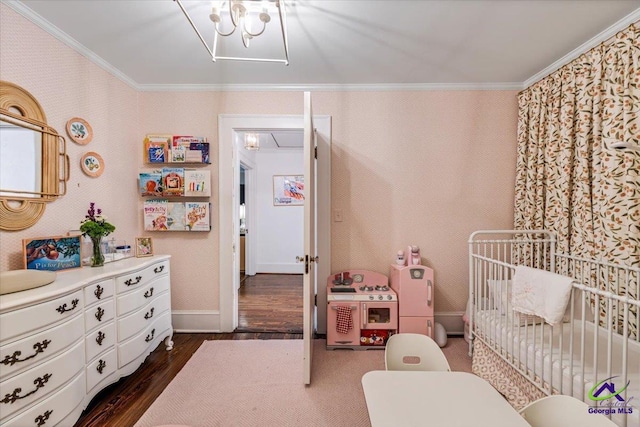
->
[244,133,260,150]
[174,0,289,65]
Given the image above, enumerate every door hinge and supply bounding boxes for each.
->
[314,146,317,159]
[314,294,317,306]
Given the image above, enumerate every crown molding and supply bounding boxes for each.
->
[523,8,640,88]
[3,0,140,90]
[136,82,523,92]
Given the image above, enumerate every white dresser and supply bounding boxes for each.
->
[0,255,173,427]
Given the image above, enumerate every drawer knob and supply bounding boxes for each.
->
[96,331,106,346]
[0,373,52,404]
[35,409,53,426]
[124,276,142,286]
[1,339,51,366]
[94,284,104,299]
[144,287,154,299]
[154,265,165,274]
[145,328,156,343]
[144,307,155,320]
[56,298,79,314]
[95,306,105,322]
[97,359,106,374]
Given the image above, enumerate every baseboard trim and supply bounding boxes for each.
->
[435,311,465,336]
[172,310,221,333]
[172,310,466,335]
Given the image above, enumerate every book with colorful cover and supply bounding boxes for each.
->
[189,141,210,163]
[171,145,186,163]
[166,202,187,231]
[162,167,184,196]
[139,171,162,196]
[184,169,211,197]
[144,134,171,163]
[186,202,210,231]
[143,199,168,231]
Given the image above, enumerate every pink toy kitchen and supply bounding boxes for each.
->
[326,246,436,350]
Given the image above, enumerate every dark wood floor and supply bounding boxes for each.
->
[237,273,303,333]
[76,274,303,426]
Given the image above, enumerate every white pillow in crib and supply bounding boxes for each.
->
[487,279,544,325]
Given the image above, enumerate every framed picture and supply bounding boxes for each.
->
[273,175,304,206]
[81,151,104,177]
[135,237,154,257]
[66,117,93,145]
[23,235,82,271]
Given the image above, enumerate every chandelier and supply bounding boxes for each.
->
[175,0,289,65]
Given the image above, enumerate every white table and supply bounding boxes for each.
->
[362,371,531,427]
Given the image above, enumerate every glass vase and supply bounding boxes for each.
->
[90,236,105,267]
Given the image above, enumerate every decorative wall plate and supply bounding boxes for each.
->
[66,117,93,145]
[81,151,104,177]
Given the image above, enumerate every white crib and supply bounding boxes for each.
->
[468,230,639,427]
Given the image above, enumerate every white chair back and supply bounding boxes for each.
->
[519,395,618,427]
[384,333,451,371]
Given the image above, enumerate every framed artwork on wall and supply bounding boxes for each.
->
[135,237,153,257]
[273,175,304,206]
[66,117,93,145]
[81,151,104,177]
[23,235,82,271]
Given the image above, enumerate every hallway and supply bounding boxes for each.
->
[237,273,303,333]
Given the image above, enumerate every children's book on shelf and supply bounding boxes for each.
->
[189,141,210,163]
[167,202,187,231]
[162,167,184,196]
[144,199,169,231]
[186,202,210,231]
[144,134,171,163]
[184,169,211,197]
[171,145,186,163]
[139,171,163,196]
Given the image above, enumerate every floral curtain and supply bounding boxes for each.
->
[514,23,639,337]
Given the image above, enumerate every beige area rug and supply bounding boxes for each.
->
[134,339,385,427]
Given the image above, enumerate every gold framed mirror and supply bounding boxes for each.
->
[0,81,69,231]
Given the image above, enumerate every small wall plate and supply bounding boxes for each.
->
[66,117,93,145]
[81,151,104,177]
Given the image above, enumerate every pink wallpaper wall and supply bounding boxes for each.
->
[1,4,518,314]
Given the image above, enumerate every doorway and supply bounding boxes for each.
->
[218,114,331,334]
[236,140,304,333]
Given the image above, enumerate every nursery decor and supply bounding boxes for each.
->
[66,117,93,145]
[273,175,304,206]
[22,235,81,271]
[135,237,154,257]
[80,202,115,267]
[81,151,104,177]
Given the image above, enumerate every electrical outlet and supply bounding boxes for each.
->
[334,209,343,222]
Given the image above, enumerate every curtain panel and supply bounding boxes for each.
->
[514,23,639,337]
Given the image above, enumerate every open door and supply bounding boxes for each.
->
[302,91,316,385]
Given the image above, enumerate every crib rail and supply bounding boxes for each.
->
[468,230,639,427]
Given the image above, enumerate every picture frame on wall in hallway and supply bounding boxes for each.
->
[273,175,304,206]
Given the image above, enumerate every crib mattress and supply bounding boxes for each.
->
[473,310,639,427]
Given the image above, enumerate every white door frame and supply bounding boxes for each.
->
[238,156,257,277]
[218,114,331,332]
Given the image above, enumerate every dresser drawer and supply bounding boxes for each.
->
[85,321,116,363]
[86,347,117,393]
[1,371,85,427]
[0,290,84,344]
[0,340,84,422]
[115,260,169,293]
[84,279,115,306]
[84,299,115,333]
[0,314,83,381]
[118,311,171,368]
[117,293,170,342]
[117,275,169,317]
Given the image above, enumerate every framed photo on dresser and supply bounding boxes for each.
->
[135,237,154,257]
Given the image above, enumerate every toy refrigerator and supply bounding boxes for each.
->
[389,264,435,338]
